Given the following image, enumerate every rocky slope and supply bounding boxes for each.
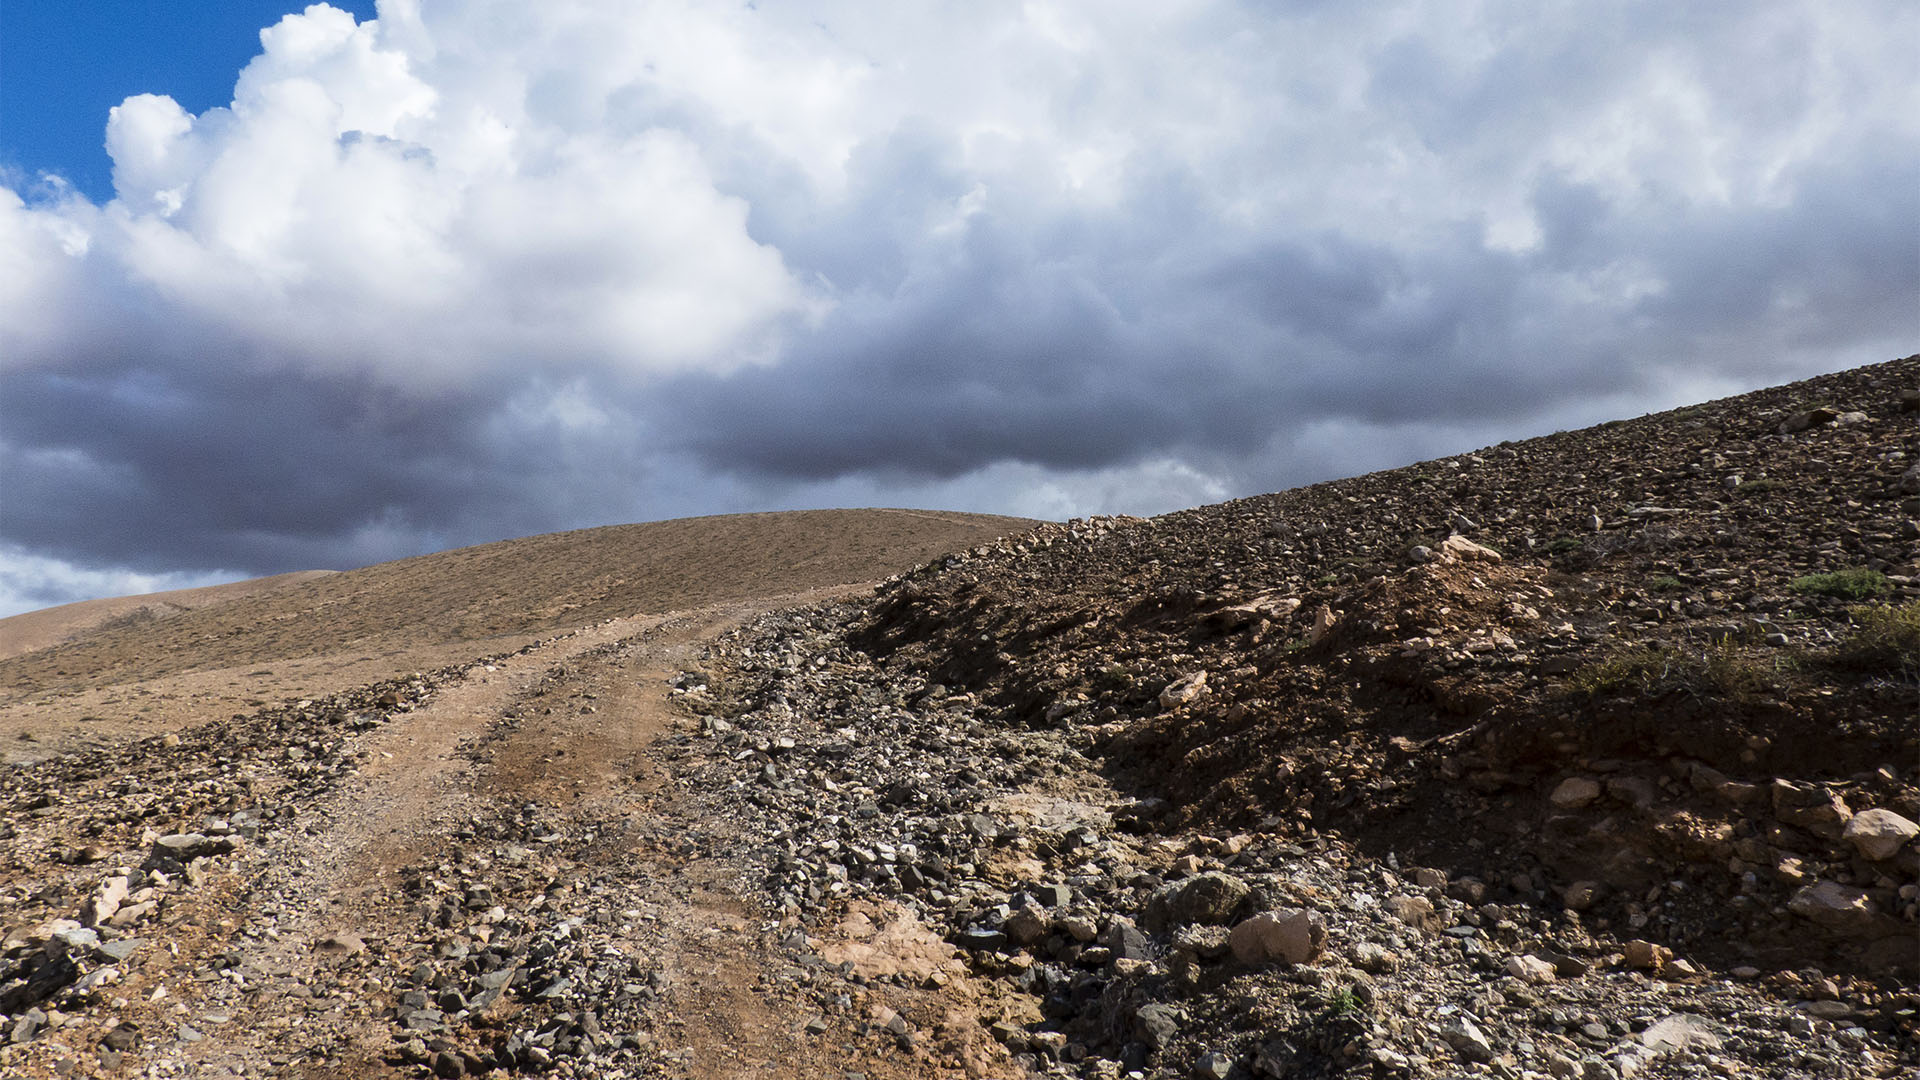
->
[856,355,1920,974]
[683,356,1918,1078]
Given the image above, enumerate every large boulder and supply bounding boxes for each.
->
[1143,872,1250,931]
[1227,909,1326,966]
[1842,808,1918,861]
[1787,881,1880,934]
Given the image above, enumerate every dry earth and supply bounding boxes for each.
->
[0,509,1033,759]
[0,573,339,663]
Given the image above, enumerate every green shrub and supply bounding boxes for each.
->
[1320,988,1363,1017]
[1836,601,1920,676]
[1733,479,1782,495]
[1648,575,1686,593]
[1788,569,1890,600]
[1545,537,1583,555]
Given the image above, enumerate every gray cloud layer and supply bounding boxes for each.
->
[2,0,1916,614]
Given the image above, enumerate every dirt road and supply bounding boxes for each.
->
[2,587,997,1079]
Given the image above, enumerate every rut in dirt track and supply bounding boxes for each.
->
[177,608,671,1078]
[0,585,985,1080]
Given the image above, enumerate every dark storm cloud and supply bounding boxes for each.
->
[1,0,1915,614]
[1,361,490,570]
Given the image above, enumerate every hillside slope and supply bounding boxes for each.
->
[0,508,1034,750]
[667,355,1917,1079]
[1,365,1915,1080]
[0,571,338,662]
[855,355,1919,975]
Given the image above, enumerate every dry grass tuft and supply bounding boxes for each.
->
[1836,600,1920,677]
[1567,640,1780,703]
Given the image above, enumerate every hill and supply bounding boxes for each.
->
[0,571,339,661]
[687,354,1918,1077]
[838,355,1918,976]
[0,508,1034,753]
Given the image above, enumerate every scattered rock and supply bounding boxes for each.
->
[1442,1015,1496,1063]
[1787,881,1880,934]
[1349,941,1399,973]
[1842,808,1918,861]
[81,876,129,927]
[1384,895,1440,933]
[1160,671,1210,710]
[1622,940,1672,972]
[1550,777,1602,809]
[1145,872,1250,929]
[1134,1003,1180,1050]
[1638,1013,1725,1054]
[1439,535,1502,562]
[1192,1050,1234,1079]
[1778,407,1840,434]
[1226,909,1326,966]
[1307,604,1337,644]
[1506,953,1558,984]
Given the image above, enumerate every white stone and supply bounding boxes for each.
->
[1506,954,1557,984]
[1442,1016,1495,1063]
[1159,671,1209,710]
[1439,535,1501,562]
[1638,1013,1724,1053]
[84,876,130,927]
[1842,808,1918,861]
[1227,909,1325,966]
[1550,777,1602,809]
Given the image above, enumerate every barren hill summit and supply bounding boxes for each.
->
[0,508,1034,750]
[1,360,1916,1080]
[0,571,341,663]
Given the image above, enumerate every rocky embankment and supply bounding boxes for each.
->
[678,357,1918,1077]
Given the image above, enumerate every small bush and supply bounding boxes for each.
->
[1648,575,1686,593]
[1544,537,1583,555]
[1567,640,1777,702]
[1837,601,1920,676]
[1319,988,1364,1017]
[1788,569,1890,600]
[1733,479,1782,495]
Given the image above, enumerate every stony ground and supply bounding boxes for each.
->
[1,360,1915,1079]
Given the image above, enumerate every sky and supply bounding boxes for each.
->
[1,1,1916,617]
